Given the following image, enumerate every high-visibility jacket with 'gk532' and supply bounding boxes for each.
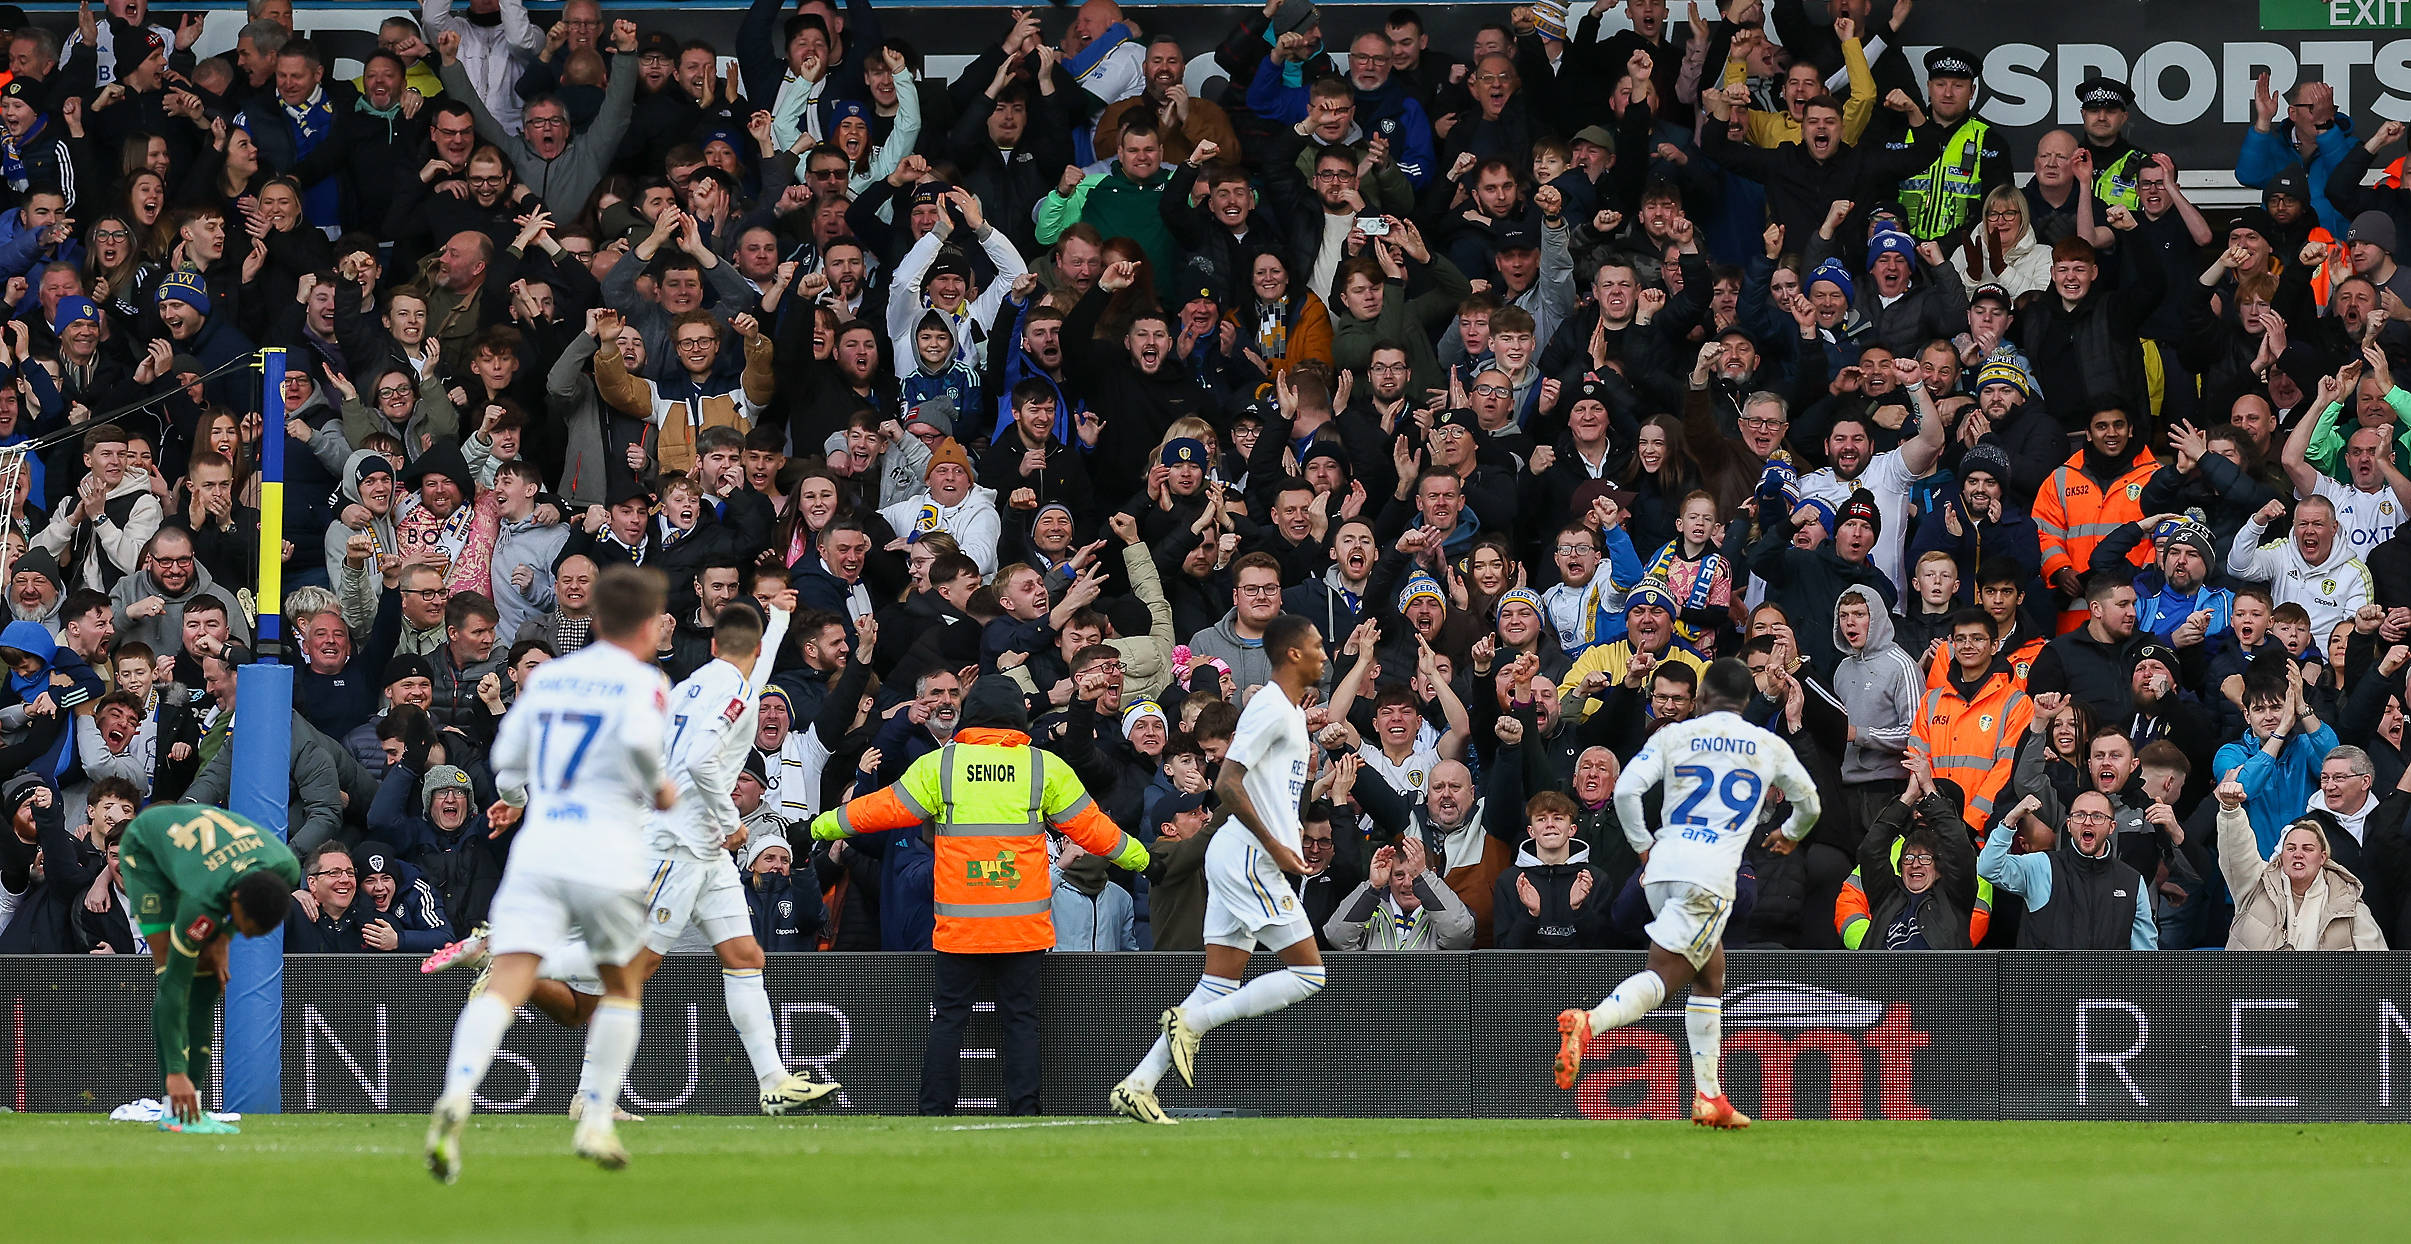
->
[810,727,1147,953]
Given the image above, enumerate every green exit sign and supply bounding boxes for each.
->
[2264,0,2411,27]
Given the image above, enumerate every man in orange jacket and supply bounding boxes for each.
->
[811,676,1148,1115]
[2034,404,2157,632]
[1910,607,2036,833]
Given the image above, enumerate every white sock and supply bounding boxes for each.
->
[722,969,787,1090]
[1686,995,1724,1098]
[577,998,642,1128]
[539,941,598,983]
[440,994,515,1104]
[1186,966,1327,1033]
[1588,970,1666,1031]
[1129,976,1238,1090]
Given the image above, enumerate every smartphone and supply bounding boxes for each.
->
[1358,215,1392,237]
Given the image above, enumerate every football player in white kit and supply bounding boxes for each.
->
[426,564,678,1180]
[1553,658,1819,1129]
[424,595,845,1118]
[1110,615,1329,1125]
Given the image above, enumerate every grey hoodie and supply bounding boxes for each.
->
[108,561,250,658]
[326,449,401,596]
[1186,608,1276,693]
[1830,583,1923,784]
[488,510,570,639]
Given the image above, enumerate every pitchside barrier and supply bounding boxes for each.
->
[8,952,2411,1121]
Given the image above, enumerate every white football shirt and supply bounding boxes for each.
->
[649,610,792,861]
[1613,709,1820,898]
[1222,681,1311,856]
[492,642,671,888]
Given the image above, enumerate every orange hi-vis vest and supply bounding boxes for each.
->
[825,727,1137,953]
[1910,667,2033,832]
[2034,448,2157,632]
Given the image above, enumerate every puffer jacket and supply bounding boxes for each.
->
[1829,584,1923,784]
[2216,805,2388,950]
[368,764,505,930]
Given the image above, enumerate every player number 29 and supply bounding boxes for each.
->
[1667,764,1763,832]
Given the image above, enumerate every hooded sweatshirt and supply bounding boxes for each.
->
[1185,607,1276,693]
[107,561,250,659]
[0,620,100,782]
[879,485,1003,577]
[325,448,401,591]
[1830,584,1924,783]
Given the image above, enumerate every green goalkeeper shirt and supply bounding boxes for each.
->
[119,805,300,1075]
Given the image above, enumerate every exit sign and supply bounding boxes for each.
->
[2264,0,2411,26]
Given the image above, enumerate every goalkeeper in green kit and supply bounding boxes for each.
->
[119,802,299,1134]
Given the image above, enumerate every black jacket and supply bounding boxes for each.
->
[1491,838,1613,948]
[746,867,824,953]
[1852,796,1978,950]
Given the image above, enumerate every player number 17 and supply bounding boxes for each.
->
[534,710,605,788]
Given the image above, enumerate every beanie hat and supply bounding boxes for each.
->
[420,765,474,807]
[1161,437,1208,467]
[738,828,793,871]
[1624,585,1677,615]
[923,436,972,480]
[1837,488,1883,537]
[2229,207,2280,244]
[1794,496,1838,535]
[1865,228,1917,270]
[381,654,433,686]
[2156,516,2219,577]
[1976,357,2032,398]
[50,295,98,336]
[156,270,211,315]
[1807,258,1854,303]
[1495,587,1543,618]
[1121,699,1167,739]
[357,840,400,881]
[1959,442,2012,485]
[1398,573,1444,610]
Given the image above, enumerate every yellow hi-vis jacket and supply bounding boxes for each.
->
[810,727,1147,953]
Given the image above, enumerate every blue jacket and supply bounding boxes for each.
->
[2133,574,2234,650]
[745,868,824,952]
[1050,866,1137,950]
[0,206,81,283]
[1246,58,1437,187]
[0,621,101,783]
[2215,722,2340,854]
[846,823,933,950]
[2235,117,2357,236]
[353,837,453,953]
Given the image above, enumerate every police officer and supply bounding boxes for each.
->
[1897,46,2010,244]
[2074,77,2150,213]
[810,677,1150,1115]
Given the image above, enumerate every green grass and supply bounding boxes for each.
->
[7,1114,2410,1240]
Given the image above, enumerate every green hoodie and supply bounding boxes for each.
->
[1036,163,1178,297]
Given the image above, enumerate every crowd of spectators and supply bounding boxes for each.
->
[2,0,2409,960]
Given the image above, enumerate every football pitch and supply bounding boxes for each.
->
[6,1114,2409,1240]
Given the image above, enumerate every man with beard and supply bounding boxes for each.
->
[1988,787,2158,950]
[108,528,245,658]
[1352,741,1524,945]
[370,759,504,933]
[864,666,964,787]
[2036,405,2158,631]
[2090,514,2233,655]
[1798,359,1944,592]
[1097,36,1240,168]
[1910,443,2044,607]
[985,298,1074,449]
[978,379,1092,526]
[7,547,61,632]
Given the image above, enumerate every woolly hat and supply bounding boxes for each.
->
[2155,516,2218,577]
[1865,228,1917,270]
[1807,257,1853,303]
[1976,357,2032,398]
[421,764,474,807]
[1836,488,1883,537]
[1121,699,1168,739]
[156,270,210,315]
[1959,442,2012,485]
[1398,573,1444,610]
[923,436,972,480]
